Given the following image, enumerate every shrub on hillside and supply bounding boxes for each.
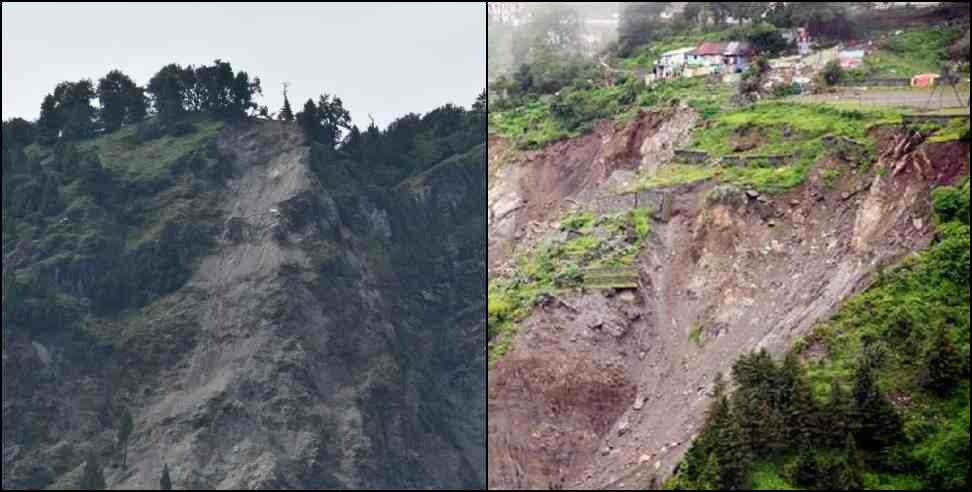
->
[819,60,846,87]
[771,82,802,98]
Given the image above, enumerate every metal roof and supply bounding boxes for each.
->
[660,47,697,58]
[691,42,726,56]
[690,41,754,57]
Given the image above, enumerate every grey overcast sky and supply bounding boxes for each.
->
[2,2,486,128]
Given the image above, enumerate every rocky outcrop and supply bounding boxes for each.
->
[488,109,698,274]
[487,126,969,490]
[3,121,485,490]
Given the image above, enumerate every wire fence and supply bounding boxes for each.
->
[788,87,969,113]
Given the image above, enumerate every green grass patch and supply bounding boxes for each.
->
[630,208,651,240]
[678,102,902,193]
[488,98,571,149]
[630,162,811,195]
[691,102,900,157]
[488,209,654,365]
[629,164,718,192]
[821,168,843,188]
[723,164,811,195]
[80,116,224,185]
[689,324,705,347]
[927,118,971,144]
[751,460,801,491]
[560,211,596,233]
[633,77,735,120]
[489,75,733,150]
[848,26,963,80]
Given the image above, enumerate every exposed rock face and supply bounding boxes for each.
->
[3,121,485,490]
[487,109,697,274]
[487,124,969,489]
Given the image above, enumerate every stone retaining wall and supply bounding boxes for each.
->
[673,149,710,164]
[717,154,793,167]
[673,149,795,167]
[590,189,674,222]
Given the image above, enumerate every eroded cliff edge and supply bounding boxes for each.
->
[3,120,486,490]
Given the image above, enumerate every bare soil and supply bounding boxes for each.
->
[488,109,697,275]
[487,121,969,490]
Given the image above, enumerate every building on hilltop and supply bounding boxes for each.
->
[686,41,755,75]
[650,47,696,82]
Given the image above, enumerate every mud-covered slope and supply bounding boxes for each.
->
[2,121,485,490]
[487,116,969,489]
[488,109,698,273]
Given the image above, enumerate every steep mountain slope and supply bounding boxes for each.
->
[487,107,969,489]
[2,117,485,490]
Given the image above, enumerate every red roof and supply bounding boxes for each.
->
[691,42,726,56]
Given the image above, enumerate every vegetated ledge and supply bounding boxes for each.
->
[488,208,651,366]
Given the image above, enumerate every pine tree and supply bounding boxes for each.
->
[789,441,821,487]
[55,80,98,140]
[80,453,106,490]
[117,409,134,468]
[782,351,820,445]
[835,434,863,490]
[718,413,753,491]
[147,64,188,124]
[825,380,854,448]
[682,374,728,484]
[317,93,352,147]
[731,349,785,451]
[160,463,173,491]
[473,90,486,114]
[924,324,963,396]
[852,361,902,449]
[126,86,148,125]
[697,452,722,491]
[279,83,294,122]
[296,99,320,143]
[683,372,752,490]
[97,70,138,133]
[37,94,62,145]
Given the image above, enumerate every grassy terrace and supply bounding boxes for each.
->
[488,209,651,365]
[623,102,907,195]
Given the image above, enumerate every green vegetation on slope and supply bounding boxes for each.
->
[848,26,965,81]
[489,73,734,150]
[669,178,970,491]
[4,55,487,489]
[81,115,225,186]
[626,102,902,194]
[488,209,651,365]
[4,118,230,316]
[690,103,898,158]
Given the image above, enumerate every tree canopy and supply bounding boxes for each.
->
[97,69,147,133]
[147,60,262,124]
